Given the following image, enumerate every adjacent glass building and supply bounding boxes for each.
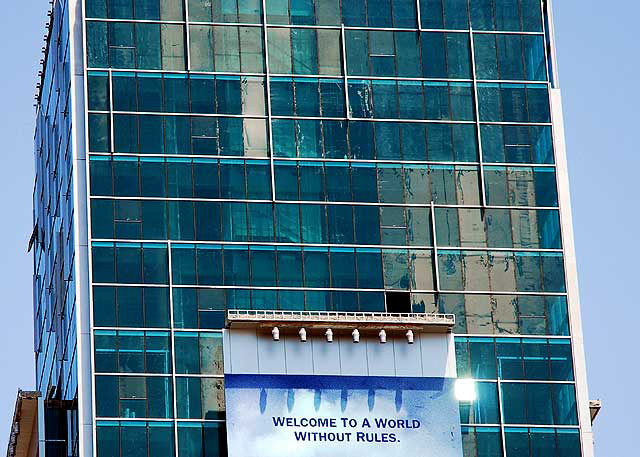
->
[30,0,594,456]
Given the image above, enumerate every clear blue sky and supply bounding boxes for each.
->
[0,0,633,453]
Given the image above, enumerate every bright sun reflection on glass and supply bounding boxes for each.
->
[455,379,477,402]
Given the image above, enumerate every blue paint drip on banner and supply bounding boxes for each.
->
[225,374,447,390]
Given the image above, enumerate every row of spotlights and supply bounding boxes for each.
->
[268,329,474,401]
[272,327,414,344]
[271,327,474,402]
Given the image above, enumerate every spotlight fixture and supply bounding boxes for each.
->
[352,329,360,343]
[272,327,280,341]
[406,330,414,344]
[378,329,387,344]
[325,328,333,343]
[299,327,307,342]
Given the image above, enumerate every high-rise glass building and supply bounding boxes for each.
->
[27,0,594,456]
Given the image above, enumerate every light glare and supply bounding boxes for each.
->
[455,379,477,402]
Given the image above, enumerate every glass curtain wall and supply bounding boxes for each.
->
[83,0,581,456]
[33,0,79,455]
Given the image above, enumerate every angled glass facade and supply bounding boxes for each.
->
[32,0,79,454]
[32,0,593,456]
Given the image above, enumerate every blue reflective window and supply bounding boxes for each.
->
[246,160,272,199]
[169,200,195,242]
[470,0,544,32]
[167,161,193,198]
[474,34,546,82]
[274,162,299,200]
[549,340,574,381]
[348,122,375,159]
[189,0,261,22]
[272,120,296,157]
[270,79,294,115]
[504,427,529,457]
[320,79,346,116]
[164,75,190,113]
[176,377,225,420]
[89,114,111,152]
[299,162,325,200]
[292,28,318,74]
[462,426,502,457]
[174,332,223,374]
[330,248,357,288]
[88,71,111,110]
[348,80,373,118]
[481,125,554,164]
[501,383,527,424]
[278,289,305,311]
[95,330,172,374]
[140,159,166,197]
[356,249,384,289]
[275,204,301,243]
[478,83,550,122]
[484,166,558,207]
[172,245,196,285]
[297,120,323,158]
[557,429,582,457]
[351,206,379,245]
[95,375,173,418]
[88,0,184,20]
[196,246,223,285]
[368,31,396,76]
[93,286,170,328]
[173,289,198,328]
[323,121,348,158]
[421,0,469,29]
[295,78,321,115]
[247,203,273,242]
[325,163,352,201]
[497,338,524,379]
[332,290,359,311]
[526,384,554,424]
[460,382,499,424]
[223,245,250,286]
[250,246,276,286]
[298,204,325,243]
[305,290,331,311]
[327,205,354,244]
[87,21,186,70]
[189,76,215,114]
[372,80,398,118]
[374,123,401,160]
[178,422,227,457]
[192,161,219,199]
[87,21,109,67]
[469,337,497,379]
[350,164,378,202]
[277,247,304,287]
[222,203,249,242]
[442,294,570,336]
[304,248,330,288]
[342,0,366,25]
[501,382,578,425]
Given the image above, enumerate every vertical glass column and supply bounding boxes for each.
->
[167,241,180,457]
[468,28,487,207]
[261,0,277,200]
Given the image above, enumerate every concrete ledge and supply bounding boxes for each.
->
[227,310,455,333]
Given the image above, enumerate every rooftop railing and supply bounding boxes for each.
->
[227,309,455,326]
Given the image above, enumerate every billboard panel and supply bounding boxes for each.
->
[225,374,463,457]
